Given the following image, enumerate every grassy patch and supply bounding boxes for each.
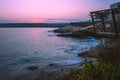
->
[60,61,120,80]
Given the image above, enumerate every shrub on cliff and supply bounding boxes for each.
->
[60,61,120,80]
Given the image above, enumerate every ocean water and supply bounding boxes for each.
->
[0,28,99,79]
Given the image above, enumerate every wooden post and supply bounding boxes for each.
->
[101,13,106,32]
[111,9,118,36]
[91,12,96,35]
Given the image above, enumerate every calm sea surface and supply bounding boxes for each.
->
[0,28,99,79]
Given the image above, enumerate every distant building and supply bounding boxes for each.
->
[90,2,120,34]
[110,2,120,9]
[110,2,120,21]
[91,2,120,21]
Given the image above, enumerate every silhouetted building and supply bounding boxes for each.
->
[90,2,120,36]
[110,2,120,9]
[92,2,120,21]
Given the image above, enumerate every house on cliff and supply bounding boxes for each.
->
[90,2,120,36]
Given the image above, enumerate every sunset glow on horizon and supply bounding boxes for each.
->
[0,0,119,23]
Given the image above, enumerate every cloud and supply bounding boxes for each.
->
[45,18,82,23]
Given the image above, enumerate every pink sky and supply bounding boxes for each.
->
[0,0,119,23]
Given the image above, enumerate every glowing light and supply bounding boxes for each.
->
[31,19,43,23]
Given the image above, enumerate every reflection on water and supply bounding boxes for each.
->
[0,28,99,79]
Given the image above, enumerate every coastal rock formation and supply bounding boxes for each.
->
[57,29,93,37]
[25,66,39,71]
[53,22,95,38]
[48,63,56,66]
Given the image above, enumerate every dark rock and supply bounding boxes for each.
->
[48,30,53,32]
[25,66,38,71]
[57,29,93,38]
[48,63,56,66]
[71,30,92,37]
[53,29,71,33]
[79,63,84,67]
[57,33,71,37]
[61,69,64,71]
[78,51,89,57]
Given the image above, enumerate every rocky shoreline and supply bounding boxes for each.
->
[14,45,100,80]
[52,24,94,38]
[14,57,87,80]
[14,22,115,80]
[14,24,101,80]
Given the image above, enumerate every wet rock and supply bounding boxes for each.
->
[25,66,38,71]
[78,51,89,57]
[53,29,71,33]
[61,69,64,71]
[48,63,56,66]
[57,33,71,37]
[57,30,93,38]
[48,30,53,32]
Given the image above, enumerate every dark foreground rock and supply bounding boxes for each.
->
[25,66,39,71]
[53,28,72,33]
[57,30,93,37]
[48,63,57,66]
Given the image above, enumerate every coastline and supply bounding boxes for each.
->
[14,42,100,80]
[0,25,103,80]
[6,38,118,80]
[0,27,99,80]
[14,57,87,80]
[14,25,100,80]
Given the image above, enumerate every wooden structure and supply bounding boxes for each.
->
[90,8,120,37]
